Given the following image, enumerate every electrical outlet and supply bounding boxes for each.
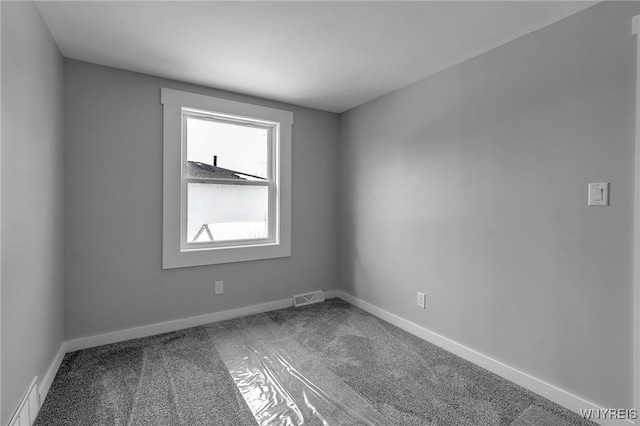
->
[417,292,426,309]
[214,281,224,295]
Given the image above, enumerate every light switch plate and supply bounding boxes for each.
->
[588,183,609,206]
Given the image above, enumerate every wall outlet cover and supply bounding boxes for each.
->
[417,292,426,309]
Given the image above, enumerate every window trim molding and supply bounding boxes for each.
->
[161,88,293,269]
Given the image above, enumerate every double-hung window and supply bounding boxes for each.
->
[161,88,292,268]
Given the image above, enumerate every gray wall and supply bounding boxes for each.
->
[1,2,65,425]
[64,60,340,339]
[339,1,638,409]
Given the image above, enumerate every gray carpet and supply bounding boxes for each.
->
[509,405,575,426]
[35,298,597,425]
[34,327,256,425]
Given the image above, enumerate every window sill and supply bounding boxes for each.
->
[163,241,291,269]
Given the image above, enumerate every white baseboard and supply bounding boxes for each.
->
[66,296,298,352]
[332,290,634,426]
[39,342,67,404]
[323,289,341,299]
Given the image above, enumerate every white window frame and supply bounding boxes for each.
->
[161,88,292,269]
[180,109,277,250]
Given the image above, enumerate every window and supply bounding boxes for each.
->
[161,88,292,268]
[184,111,273,247]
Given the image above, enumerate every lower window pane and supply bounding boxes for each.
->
[187,183,269,243]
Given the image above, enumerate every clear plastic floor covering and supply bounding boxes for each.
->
[205,316,388,426]
[202,301,594,426]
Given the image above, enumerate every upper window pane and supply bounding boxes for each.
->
[186,115,269,180]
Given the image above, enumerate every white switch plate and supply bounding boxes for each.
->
[588,182,609,206]
[417,292,426,309]
[214,281,224,295]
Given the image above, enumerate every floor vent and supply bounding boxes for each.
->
[293,290,325,307]
[9,377,40,426]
